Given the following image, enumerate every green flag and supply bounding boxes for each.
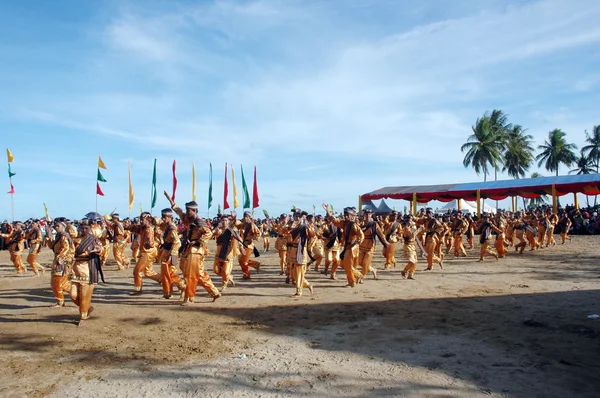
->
[208,163,213,209]
[97,169,107,182]
[241,165,250,209]
[8,164,15,178]
[151,159,157,209]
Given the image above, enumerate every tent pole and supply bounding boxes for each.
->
[476,190,481,218]
[512,196,516,212]
[457,199,461,211]
[552,184,557,213]
[574,192,579,209]
[412,192,417,216]
[358,195,363,216]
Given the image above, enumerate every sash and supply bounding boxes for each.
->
[324,225,338,249]
[75,234,105,283]
[216,227,243,260]
[386,221,399,240]
[52,231,72,252]
[161,224,176,251]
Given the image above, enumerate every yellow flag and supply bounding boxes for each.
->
[232,165,239,209]
[7,148,14,163]
[43,203,49,219]
[128,160,134,212]
[191,162,196,202]
[98,156,107,169]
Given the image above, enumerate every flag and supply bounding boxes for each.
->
[97,169,107,182]
[98,156,107,169]
[208,163,213,209]
[171,160,178,202]
[231,165,239,209]
[151,159,157,209]
[140,203,143,215]
[241,166,251,209]
[8,164,15,178]
[252,166,260,209]
[44,203,49,219]
[128,160,134,212]
[7,149,14,163]
[223,163,229,210]
[96,182,105,196]
[7,182,14,194]
[218,203,222,215]
[191,162,196,202]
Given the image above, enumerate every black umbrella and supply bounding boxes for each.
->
[85,212,102,220]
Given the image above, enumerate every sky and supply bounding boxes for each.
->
[1,0,599,220]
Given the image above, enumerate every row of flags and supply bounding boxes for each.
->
[95,158,260,214]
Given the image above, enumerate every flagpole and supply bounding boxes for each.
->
[10,176,14,221]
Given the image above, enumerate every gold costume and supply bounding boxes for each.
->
[1,228,26,273]
[127,224,160,293]
[158,221,184,299]
[46,230,74,306]
[26,226,45,275]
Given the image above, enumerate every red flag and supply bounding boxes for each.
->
[171,160,178,202]
[223,163,230,210]
[252,166,260,209]
[96,182,105,196]
[7,182,14,194]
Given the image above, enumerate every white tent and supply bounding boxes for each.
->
[436,199,496,215]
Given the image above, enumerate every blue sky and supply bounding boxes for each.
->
[1,0,599,220]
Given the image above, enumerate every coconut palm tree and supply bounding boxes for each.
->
[503,125,534,209]
[569,150,595,175]
[528,172,549,209]
[535,129,577,176]
[581,125,600,172]
[461,113,504,182]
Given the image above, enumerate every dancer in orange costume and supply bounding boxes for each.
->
[400,217,419,280]
[451,212,468,257]
[260,221,270,252]
[70,219,103,327]
[272,214,290,276]
[382,212,400,269]
[423,209,444,271]
[494,211,508,258]
[358,209,388,279]
[306,215,324,272]
[0,222,26,274]
[106,214,129,270]
[320,217,341,279]
[234,211,261,280]
[126,213,160,295]
[45,218,74,307]
[282,210,315,296]
[324,205,364,288]
[477,214,500,261]
[213,215,245,291]
[157,208,184,299]
[25,220,45,275]
[544,208,558,247]
[164,192,220,305]
[512,212,528,254]
[558,213,572,244]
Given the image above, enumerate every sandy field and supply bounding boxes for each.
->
[1,236,599,398]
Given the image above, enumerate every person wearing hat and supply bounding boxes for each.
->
[106,214,129,270]
[272,214,291,276]
[323,204,364,287]
[157,208,185,299]
[306,215,324,272]
[477,213,500,261]
[65,219,80,248]
[213,214,245,291]
[70,218,103,326]
[319,212,341,279]
[423,209,444,271]
[1,222,27,274]
[125,212,161,295]
[281,210,314,296]
[45,218,74,307]
[558,212,572,244]
[164,192,220,304]
[25,219,45,276]
[381,211,400,269]
[233,211,261,280]
[512,212,528,254]
[451,211,468,258]
[358,209,388,280]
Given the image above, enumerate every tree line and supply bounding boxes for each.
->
[460,110,599,207]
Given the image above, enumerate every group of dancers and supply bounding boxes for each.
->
[0,194,572,326]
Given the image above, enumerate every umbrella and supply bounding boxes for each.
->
[85,212,102,220]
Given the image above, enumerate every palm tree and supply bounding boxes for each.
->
[461,113,505,181]
[528,172,549,209]
[581,125,600,173]
[503,125,534,209]
[569,150,595,175]
[535,129,577,176]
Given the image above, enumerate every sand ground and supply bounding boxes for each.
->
[1,236,599,397]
